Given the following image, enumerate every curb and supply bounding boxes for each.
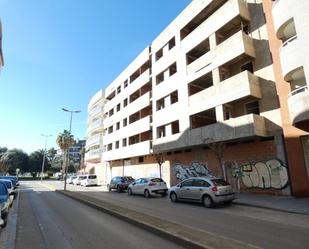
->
[56,190,260,249]
[233,201,309,216]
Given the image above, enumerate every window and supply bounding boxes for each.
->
[124,80,128,88]
[138,156,144,163]
[246,101,260,115]
[117,103,120,112]
[116,122,120,130]
[156,72,164,85]
[157,126,165,138]
[115,141,119,149]
[169,63,177,76]
[155,49,163,61]
[117,86,121,94]
[168,37,175,50]
[224,105,233,120]
[109,109,114,117]
[123,98,128,107]
[170,91,178,104]
[156,98,165,111]
[181,179,193,187]
[122,138,127,147]
[240,61,254,73]
[193,179,210,187]
[108,126,113,134]
[171,121,180,134]
[107,143,112,151]
[123,118,127,127]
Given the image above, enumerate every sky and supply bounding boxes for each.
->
[0,0,191,154]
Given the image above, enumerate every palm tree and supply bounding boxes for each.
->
[56,130,75,185]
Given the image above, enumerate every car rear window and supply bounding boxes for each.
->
[212,179,229,186]
[151,178,164,182]
[0,183,8,195]
[89,175,97,179]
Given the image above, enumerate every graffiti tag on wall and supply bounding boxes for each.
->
[172,161,218,181]
[228,159,289,190]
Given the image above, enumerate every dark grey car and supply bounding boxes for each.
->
[169,177,235,208]
[108,176,135,192]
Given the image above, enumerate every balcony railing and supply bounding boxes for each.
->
[288,86,308,97]
[280,35,297,51]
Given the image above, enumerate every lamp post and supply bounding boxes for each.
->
[40,134,52,182]
[62,108,81,191]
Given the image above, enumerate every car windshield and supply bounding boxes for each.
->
[212,179,229,186]
[89,175,97,179]
[0,183,8,195]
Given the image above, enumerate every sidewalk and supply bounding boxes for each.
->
[234,193,309,215]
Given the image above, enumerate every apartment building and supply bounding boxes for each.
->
[84,89,106,183]
[0,19,4,68]
[86,0,309,196]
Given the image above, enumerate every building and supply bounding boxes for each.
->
[0,19,4,68]
[84,89,106,183]
[86,0,309,196]
[68,139,86,171]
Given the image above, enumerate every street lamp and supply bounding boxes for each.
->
[41,134,52,182]
[62,108,81,191]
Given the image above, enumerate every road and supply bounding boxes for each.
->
[14,182,186,249]
[45,180,309,249]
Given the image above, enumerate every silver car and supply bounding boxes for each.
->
[169,177,235,208]
[128,177,168,198]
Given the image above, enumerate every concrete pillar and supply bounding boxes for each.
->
[164,95,171,107]
[164,70,169,82]
[166,123,172,137]
[212,68,221,86]
[209,33,217,50]
[215,105,224,122]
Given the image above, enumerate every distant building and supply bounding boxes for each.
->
[68,139,86,170]
[86,0,309,196]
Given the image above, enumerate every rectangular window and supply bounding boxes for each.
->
[108,126,113,134]
[156,98,165,111]
[169,63,177,76]
[115,141,119,149]
[124,80,128,88]
[122,138,127,147]
[109,109,114,117]
[171,121,180,134]
[138,156,144,163]
[157,126,166,138]
[170,91,178,104]
[123,118,127,127]
[168,37,175,50]
[156,72,164,85]
[116,122,120,130]
[155,49,163,61]
[123,98,128,107]
[117,103,120,112]
[107,143,112,151]
[117,86,121,94]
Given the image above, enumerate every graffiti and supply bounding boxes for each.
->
[227,159,289,190]
[172,161,218,181]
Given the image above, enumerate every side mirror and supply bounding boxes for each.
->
[177,184,182,188]
[132,182,136,185]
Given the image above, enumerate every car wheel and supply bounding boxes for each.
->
[203,195,214,208]
[117,185,121,193]
[128,188,133,196]
[0,219,7,228]
[144,189,150,198]
[107,184,111,191]
[170,192,178,203]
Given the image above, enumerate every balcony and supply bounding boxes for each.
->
[89,106,103,117]
[280,36,303,81]
[87,119,104,133]
[288,86,309,131]
[86,134,102,148]
[189,71,261,115]
[272,0,295,38]
[153,114,268,152]
[103,141,151,161]
[85,149,102,162]
[186,31,255,78]
[181,0,250,52]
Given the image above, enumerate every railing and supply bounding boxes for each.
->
[281,35,297,50]
[288,86,308,97]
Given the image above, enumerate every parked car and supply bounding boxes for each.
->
[0,176,17,189]
[169,177,235,208]
[0,180,16,206]
[72,175,85,185]
[80,174,98,187]
[128,177,168,198]
[0,181,12,228]
[66,176,77,184]
[107,176,135,192]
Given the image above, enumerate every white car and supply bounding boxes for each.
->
[128,177,168,198]
[72,175,85,185]
[66,176,77,184]
[80,175,98,187]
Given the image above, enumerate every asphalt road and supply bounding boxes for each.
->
[15,182,186,249]
[45,180,309,249]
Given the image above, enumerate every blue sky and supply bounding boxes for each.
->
[0,0,190,153]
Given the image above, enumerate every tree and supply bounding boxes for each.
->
[46,148,57,164]
[56,130,74,183]
[203,139,226,180]
[0,149,29,174]
[28,150,49,177]
[154,153,164,179]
